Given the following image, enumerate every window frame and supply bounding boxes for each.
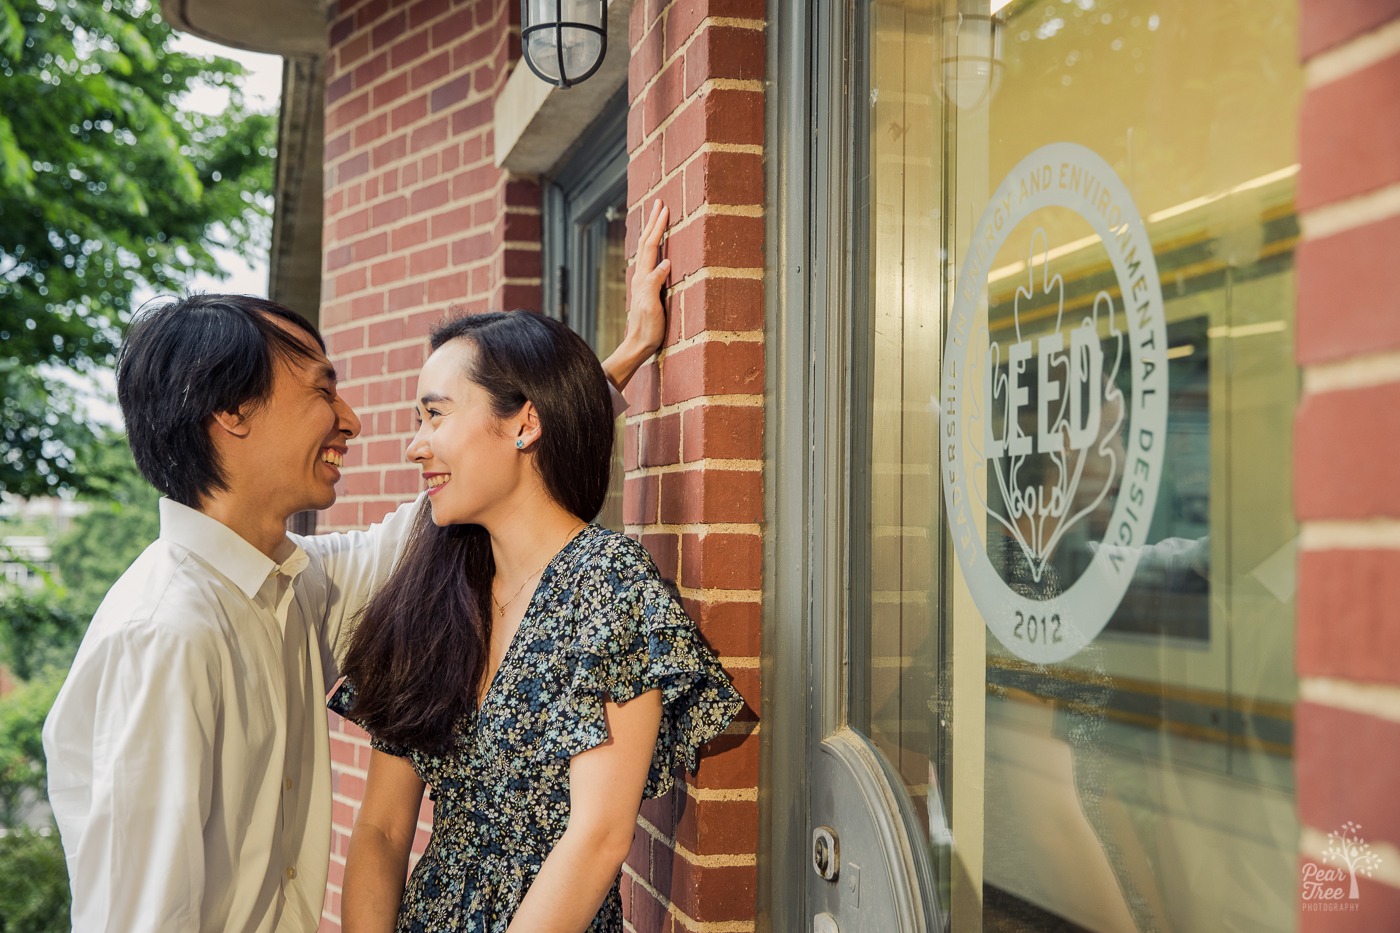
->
[541,91,629,349]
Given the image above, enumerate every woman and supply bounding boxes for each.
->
[330,307,742,932]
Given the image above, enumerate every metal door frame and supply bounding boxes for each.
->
[762,1,939,929]
[758,0,815,914]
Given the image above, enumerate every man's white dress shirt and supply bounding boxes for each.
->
[43,498,418,933]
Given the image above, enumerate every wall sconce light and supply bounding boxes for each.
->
[938,9,1004,110]
[520,0,607,88]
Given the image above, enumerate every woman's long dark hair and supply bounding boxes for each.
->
[339,310,615,752]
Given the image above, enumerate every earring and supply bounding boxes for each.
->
[516,439,525,449]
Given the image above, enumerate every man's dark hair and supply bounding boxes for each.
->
[116,293,326,507]
[341,310,614,753]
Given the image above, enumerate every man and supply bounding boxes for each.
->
[42,197,671,933]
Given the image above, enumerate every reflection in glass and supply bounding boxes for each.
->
[853,0,1302,930]
[595,202,628,530]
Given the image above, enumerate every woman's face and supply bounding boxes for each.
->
[406,340,534,527]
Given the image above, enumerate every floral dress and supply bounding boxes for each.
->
[329,525,743,933]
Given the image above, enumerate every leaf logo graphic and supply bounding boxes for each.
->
[981,229,1126,584]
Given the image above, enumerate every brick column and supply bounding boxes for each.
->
[622,1,766,931]
[1294,3,1400,929]
[317,1,540,929]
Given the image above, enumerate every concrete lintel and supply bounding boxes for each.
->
[162,0,328,57]
[495,0,634,177]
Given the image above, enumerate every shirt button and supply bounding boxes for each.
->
[287,867,297,880]
[285,778,293,790]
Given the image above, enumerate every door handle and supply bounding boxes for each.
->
[813,912,839,933]
[812,825,840,881]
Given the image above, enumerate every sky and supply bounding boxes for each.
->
[169,33,284,298]
[75,35,284,426]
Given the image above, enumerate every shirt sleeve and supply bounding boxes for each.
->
[294,495,424,679]
[44,623,219,932]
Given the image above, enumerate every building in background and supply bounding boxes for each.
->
[160,1,1400,931]
[0,496,88,592]
[0,537,53,591]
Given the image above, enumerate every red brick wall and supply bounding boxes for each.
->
[317,0,540,928]
[313,1,766,931]
[1294,4,1400,929]
[320,0,540,532]
[621,2,765,930]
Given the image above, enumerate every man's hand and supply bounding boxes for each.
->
[601,200,671,392]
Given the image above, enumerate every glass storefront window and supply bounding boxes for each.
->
[851,1,1301,929]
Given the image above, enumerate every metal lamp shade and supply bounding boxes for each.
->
[938,11,1003,110]
[521,0,607,88]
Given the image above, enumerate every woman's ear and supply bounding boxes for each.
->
[515,401,543,450]
[210,409,251,438]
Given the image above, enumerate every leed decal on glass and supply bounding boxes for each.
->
[940,142,1168,663]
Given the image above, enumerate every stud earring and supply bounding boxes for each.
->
[516,439,525,449]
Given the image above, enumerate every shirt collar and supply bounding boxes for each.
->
[158,498,305,599]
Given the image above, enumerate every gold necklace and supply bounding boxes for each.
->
[490,522,585,617]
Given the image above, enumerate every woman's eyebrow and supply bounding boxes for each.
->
[419,392,451,406]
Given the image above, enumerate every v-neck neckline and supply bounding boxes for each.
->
[474,524,595,715]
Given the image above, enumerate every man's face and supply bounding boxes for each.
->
[234,325,361,518]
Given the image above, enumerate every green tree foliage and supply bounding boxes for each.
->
[46,439,159,619]
[0,828,69,933]
[0,664,66,933]
[0,0,277,498]
[0,672,61,826]
[0,594,83,682]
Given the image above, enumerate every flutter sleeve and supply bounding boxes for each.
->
[553,571,744,798]
[327,679,414,760]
